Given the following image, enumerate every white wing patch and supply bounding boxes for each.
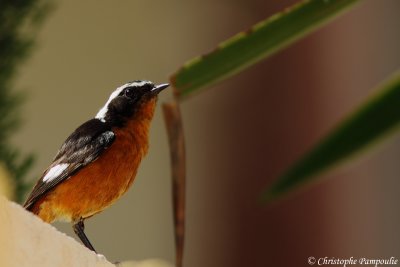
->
[42,163,69,183]
[95,81,152,122]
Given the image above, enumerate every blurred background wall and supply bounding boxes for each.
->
[11,0,400,266]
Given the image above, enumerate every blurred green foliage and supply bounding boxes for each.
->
[170,0,400,202]
[0,0,51,203]
[171,0,360,99]
[263,73,400,202]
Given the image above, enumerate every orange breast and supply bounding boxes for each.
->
[36,99,156,223]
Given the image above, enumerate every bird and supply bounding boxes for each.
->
[23,80,169,252]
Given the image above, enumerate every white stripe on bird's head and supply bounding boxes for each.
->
[95,81,153,122]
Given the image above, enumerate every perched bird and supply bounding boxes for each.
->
[24,80,169,252]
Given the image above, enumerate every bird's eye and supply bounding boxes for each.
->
[124,88,137,99]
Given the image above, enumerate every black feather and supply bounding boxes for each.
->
[24,119,115,210]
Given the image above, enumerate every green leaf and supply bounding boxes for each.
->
[0,0,51,202]
[171,0,361,99]
[262,71,400,202]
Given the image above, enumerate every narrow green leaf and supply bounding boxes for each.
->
[262,71,400,202]
[171,0,361,99]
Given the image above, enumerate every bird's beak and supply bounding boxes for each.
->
[151,83,169,95]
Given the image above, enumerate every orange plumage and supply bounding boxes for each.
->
[30,99,156,223]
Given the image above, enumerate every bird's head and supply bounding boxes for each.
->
[95,80,169,125]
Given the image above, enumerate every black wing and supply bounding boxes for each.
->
[24,119,115,210]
